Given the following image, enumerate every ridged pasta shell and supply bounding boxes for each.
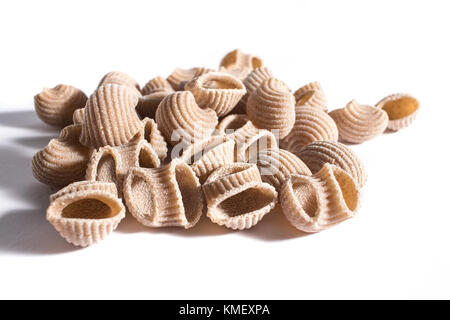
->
[135,90,171,119]
[297,141,367,188]
[80,83,142,148]
[34,84,87,127]
[219,49,263,70]
[155,91,218,146]
[202,163,277,230]
[329,100,388,144]
[167,67,214,91]
[228,120,278,162]
[219,66,252,81]
[32,124,93,188]
[47,181,125,247]
[216,114,249,135]
[375,93,419,131]
[280,164,359,233]
[246,78,296,139]
[242,66,274,106]
[280,105,339,154]
[249,148,311,192]
[123,159,204,228]
[185,72,246,117]
[98,71,141,93]
[137,117,168,162]
[72,107,85,124]
[86,138,160,196]
[180,135,235,183]
[142,76,174,95]
[294,81,327,111]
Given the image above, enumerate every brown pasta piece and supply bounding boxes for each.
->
[241,66,274,107]
[80,83,142,148]
[47,180,125,247]
[219,49,263,70]
[98,71,141,94]
[142,76,174,95]
[246,77,296,139]
[135,90,171,119]
[329,100,388,144]
[249,148,311,192]
[280,105,339,154]
[32,124,93,188]
[297,141,367,188]
[185,72,246,117]
[202,163,277,230]
[166,67,214,91]
[72,107,85,124]
[123,159,204,228]
[155,91,218,146]
[375,93,419,131]
[216,114,249,135]
[137,117,168,162]
[280,164,359,233]
[218,66,252,81]
[34,84,87,127]
[294,81,327,111]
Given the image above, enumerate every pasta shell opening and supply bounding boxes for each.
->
[175,164,203,224]
[333,169,358,212]
[61,197,122,219]
[379,96,418,120]
[96,153,119,185]
[217,187,275,218]
[291,181,319,218]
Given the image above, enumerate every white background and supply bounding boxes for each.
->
[0,0,449,299]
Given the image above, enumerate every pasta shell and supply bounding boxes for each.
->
[228,120,278,162]
[98,71,141,93]
[249,148,311,192]
[219,49,263,70]
[135,90,171,119]
[242,66,274,106]
[34,84,87,127]
[202,163,277,230]
[138,117,168,162]
[185,72,246,117]
[80,83,142,148]
[294,81,327,112]
[123,159,204,228]
[216,114,249,135]
[280,105,339,154]
[375,93,419,131]
[142,76,174,95]
[47,181,125,247]
[32,124,93,188]
[219,66,252,81]
[155,91,218,146]
[86,138,160,196]
[329,100,388,144]
[246,77,296,139]
[180,135,235,183]
[280,164,359,233]
[167,67,214,91]
[72,107,85,124]
[297,141,367,188]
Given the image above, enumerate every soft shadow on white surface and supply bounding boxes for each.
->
[0,110,58,133]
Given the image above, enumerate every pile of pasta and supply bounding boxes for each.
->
[32,49,419,247]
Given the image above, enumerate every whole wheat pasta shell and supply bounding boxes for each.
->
[98,71,141,94]
[185,72,246,117]
[72,107,85,124]
[80,83,142,148]
[219,66,252,81]
[167,67,214,91]
[246,78,296,139]
[297,141,367,188]
[136,90,171,119]
[280,163,359,233]
[216,114,249,135]
[34,84,87,127]
[219,49,263,70]
[375,93,419,131]
[142,76,174,95]
[47,180,125,247]
[86,138,160,196]
[228,120,278,162]
[32,124,93,188]
[180,135,235,183]
[123,159,204,229]
[242,66,274,106]
[294,81,328,112]
[280,105,339,154]
[249,148,311,192]
[155,91,218,146]
[137,117,168,162]
[202,163,277,230]
[329,100,388,144]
